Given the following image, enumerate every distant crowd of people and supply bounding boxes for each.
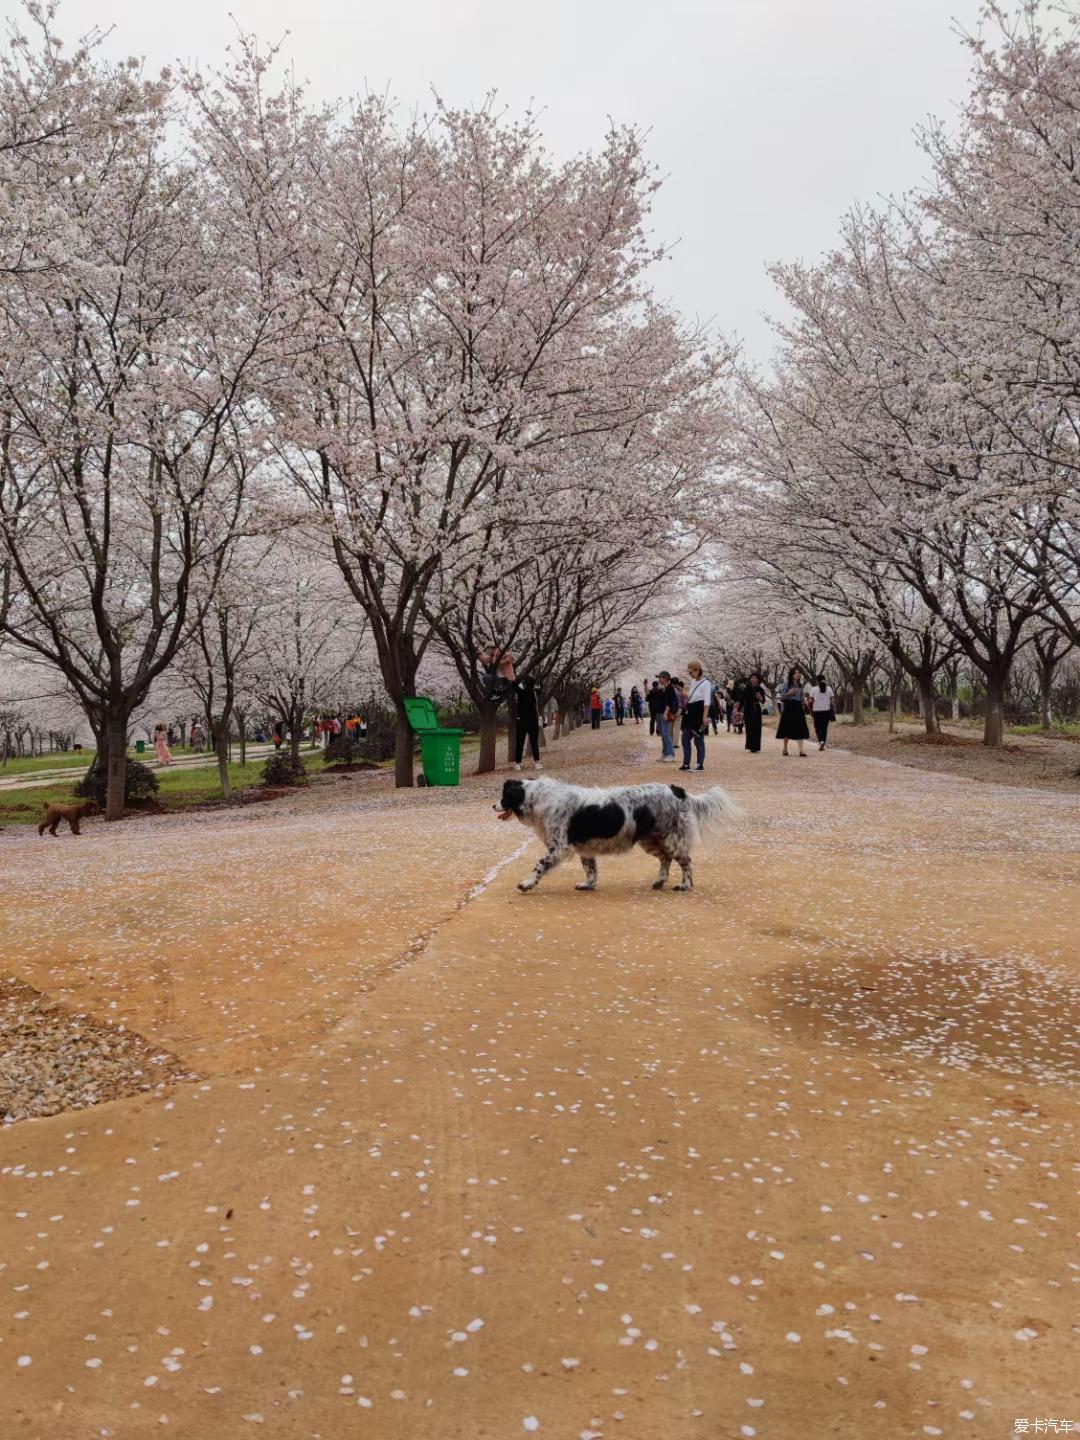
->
[583,666,838,768]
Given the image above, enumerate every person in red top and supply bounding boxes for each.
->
[589,688,603,730]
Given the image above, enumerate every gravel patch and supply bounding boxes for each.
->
[0,975,195,1125]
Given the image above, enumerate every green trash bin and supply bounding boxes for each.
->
[403,697,464,786]
[135,739,146,755]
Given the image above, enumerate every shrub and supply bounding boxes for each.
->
[356,710,396,763]
[74,759,159,806]
[261,751,308,787]
[324,730,359,766]
[437,706,482,734]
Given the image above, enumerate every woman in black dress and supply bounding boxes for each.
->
[742,673,766,753]
[776,666,810,757]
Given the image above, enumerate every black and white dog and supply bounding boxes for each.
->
[495,776,740,892]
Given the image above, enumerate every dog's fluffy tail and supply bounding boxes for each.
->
[687,785,743,842]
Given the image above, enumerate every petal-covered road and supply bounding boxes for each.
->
[1,725,1077,1438]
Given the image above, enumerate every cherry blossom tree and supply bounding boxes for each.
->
[0,16,282,817]
[187,45,727,785]
[243,543,368,766]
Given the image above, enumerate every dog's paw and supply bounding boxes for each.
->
[651,879,666,890]
[517,880,536,893]
[673,882,692,892]
[575,882,596,892]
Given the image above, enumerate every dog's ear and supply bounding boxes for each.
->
[500,778,527,813]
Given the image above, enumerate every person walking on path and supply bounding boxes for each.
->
[629,685,643,724]
[614,689,626,726]
[810,674,836,750]
[742,673,766,753]
[657,670,679,762]
[708,685,722,735]
[679,661,712,771]
[154,724,173,766]
[590,688,603,730]
[512,676,543,771]
[672,677,687,757]
[777,666,810,757]
[646,680,664,736]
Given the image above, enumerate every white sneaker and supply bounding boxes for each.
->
[513,763,522,771]
[533,761,543,771]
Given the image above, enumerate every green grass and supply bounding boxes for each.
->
[0,778,89,828]
[0,751,98,775]
[0,753,327,829]
[1009,720,1080,738]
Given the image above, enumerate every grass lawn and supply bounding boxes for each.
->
[1008,720,1080,738]
[0,751,98,776]
[0,753,328,829]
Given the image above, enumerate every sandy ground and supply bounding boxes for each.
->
[1,724,1077,1439]
[829,716,1080,793]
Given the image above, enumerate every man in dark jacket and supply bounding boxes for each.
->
[646,681,664,736]
[512,677,543,771]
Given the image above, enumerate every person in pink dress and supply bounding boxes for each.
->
[154,723,173,765]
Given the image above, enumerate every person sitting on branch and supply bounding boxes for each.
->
[478,643,516,699]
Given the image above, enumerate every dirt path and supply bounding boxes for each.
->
[830,715,1080,793]
[1,726,1077,1439]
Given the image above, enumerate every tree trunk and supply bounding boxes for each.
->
[394,700,414,788]
[476,702,498,774]
[851,686,865,726]
[216,727,232,803]
[1039,669,1054,732]
[238,717,247,767]
[916,673,940,736]
[505,690,518,766]
[105,711,128,821]
[945,666,960,721]
[983,671,1007,748]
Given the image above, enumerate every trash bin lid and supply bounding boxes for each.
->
[403,696,440,731]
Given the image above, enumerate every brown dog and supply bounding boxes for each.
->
[38,799,100,836]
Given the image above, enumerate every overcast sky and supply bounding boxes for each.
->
[18,0,989,359]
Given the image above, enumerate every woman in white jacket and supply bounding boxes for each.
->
[679,661,713,771]
[810,674,836,750]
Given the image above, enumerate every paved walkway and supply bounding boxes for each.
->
[1,725,1077,1438]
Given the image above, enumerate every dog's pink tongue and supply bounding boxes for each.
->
[497,810,512,821]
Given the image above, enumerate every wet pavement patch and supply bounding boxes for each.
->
[762,949,1080,1084]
